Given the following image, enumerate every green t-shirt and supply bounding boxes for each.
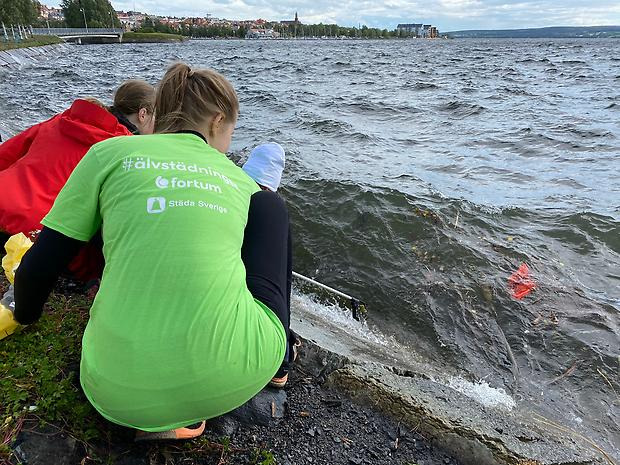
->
[42,133,286,431]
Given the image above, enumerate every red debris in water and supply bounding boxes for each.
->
[508,263,536,299]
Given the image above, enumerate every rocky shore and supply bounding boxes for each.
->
[9,361,463,465]
[0,42,71,68]
[1,274,612,464]
[290,296,613,465]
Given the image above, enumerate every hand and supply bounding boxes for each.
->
[1,285,15,314]
[0,288,19,340]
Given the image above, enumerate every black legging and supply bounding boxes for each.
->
[14,191,293,367]
[241,190,293,364]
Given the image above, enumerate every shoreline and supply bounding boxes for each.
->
[0,275,613,464]
[291,298,612,465]
[0,35,62,52]
[120,32,186,43]
[0,39,70,68]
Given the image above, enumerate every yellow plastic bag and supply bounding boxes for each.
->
[2,233,33,284]
[0,302,18,340]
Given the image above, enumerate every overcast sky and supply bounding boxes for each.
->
[43,0,620,30]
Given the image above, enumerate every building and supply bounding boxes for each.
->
[39,5,64,21]
[116,11,147,30]
[396,23,422,36]
[281,12,301,26]
[246,28,279,39]
[397,22,438,38]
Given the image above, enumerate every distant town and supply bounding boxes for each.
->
[37,5,441,39]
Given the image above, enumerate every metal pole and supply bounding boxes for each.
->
[292,271,367,321]
[293,271,354,301]
[47,20,51,34]
[80,8,89,33]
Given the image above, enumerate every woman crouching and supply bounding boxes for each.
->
[13,63,291,439]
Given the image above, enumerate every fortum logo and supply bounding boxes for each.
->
[154,176,222,193]
[155,176,169,188]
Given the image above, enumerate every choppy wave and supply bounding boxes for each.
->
[284,177,620,459]
[438,100,486,117]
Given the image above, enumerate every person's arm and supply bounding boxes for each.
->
[0,121,46,171]
[14,141,105,325]
[13,227,83,325]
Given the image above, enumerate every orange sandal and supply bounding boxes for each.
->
[269,337,301,388]
[134,421,206,442]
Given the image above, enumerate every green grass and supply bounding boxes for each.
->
[122,32,186,43]
[0,275,98,461]
[0,35,62,51]
[251,449,276,465]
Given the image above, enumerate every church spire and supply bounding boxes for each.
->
[295,12,299,22]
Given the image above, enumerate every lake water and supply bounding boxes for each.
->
[1,38,618,459]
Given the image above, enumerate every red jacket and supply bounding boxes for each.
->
[0,99,132,280]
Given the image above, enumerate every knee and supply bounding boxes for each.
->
[249,190,288,220]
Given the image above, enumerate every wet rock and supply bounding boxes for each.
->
[13,426,82,465]
[297,324,605,465]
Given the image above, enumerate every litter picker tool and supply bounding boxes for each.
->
[292,271,367,321]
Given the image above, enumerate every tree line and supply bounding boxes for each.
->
[1,2,424,39]
[274,23,406,39]
[60,0,120,28]
[0,0,40,26]
[0,0,120,28]
[139,17,421,39]
[138,17,247,38]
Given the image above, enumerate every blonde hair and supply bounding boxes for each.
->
[113,80,156,116]
[81,97,107,109]
[154,63,239,135]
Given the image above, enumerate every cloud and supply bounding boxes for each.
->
[42,0,620,30]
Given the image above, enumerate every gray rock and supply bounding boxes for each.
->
[209,414,240,436]
[217,387,287,428]
[13,427,81,465]
[293,313,608,465]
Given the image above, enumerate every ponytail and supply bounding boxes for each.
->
[155,63,239,135]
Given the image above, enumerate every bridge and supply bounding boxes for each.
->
[32,28,123,42]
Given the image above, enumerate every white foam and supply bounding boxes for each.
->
[443,377,516,410]
[291,289,389,347]
[292,289,516,412]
